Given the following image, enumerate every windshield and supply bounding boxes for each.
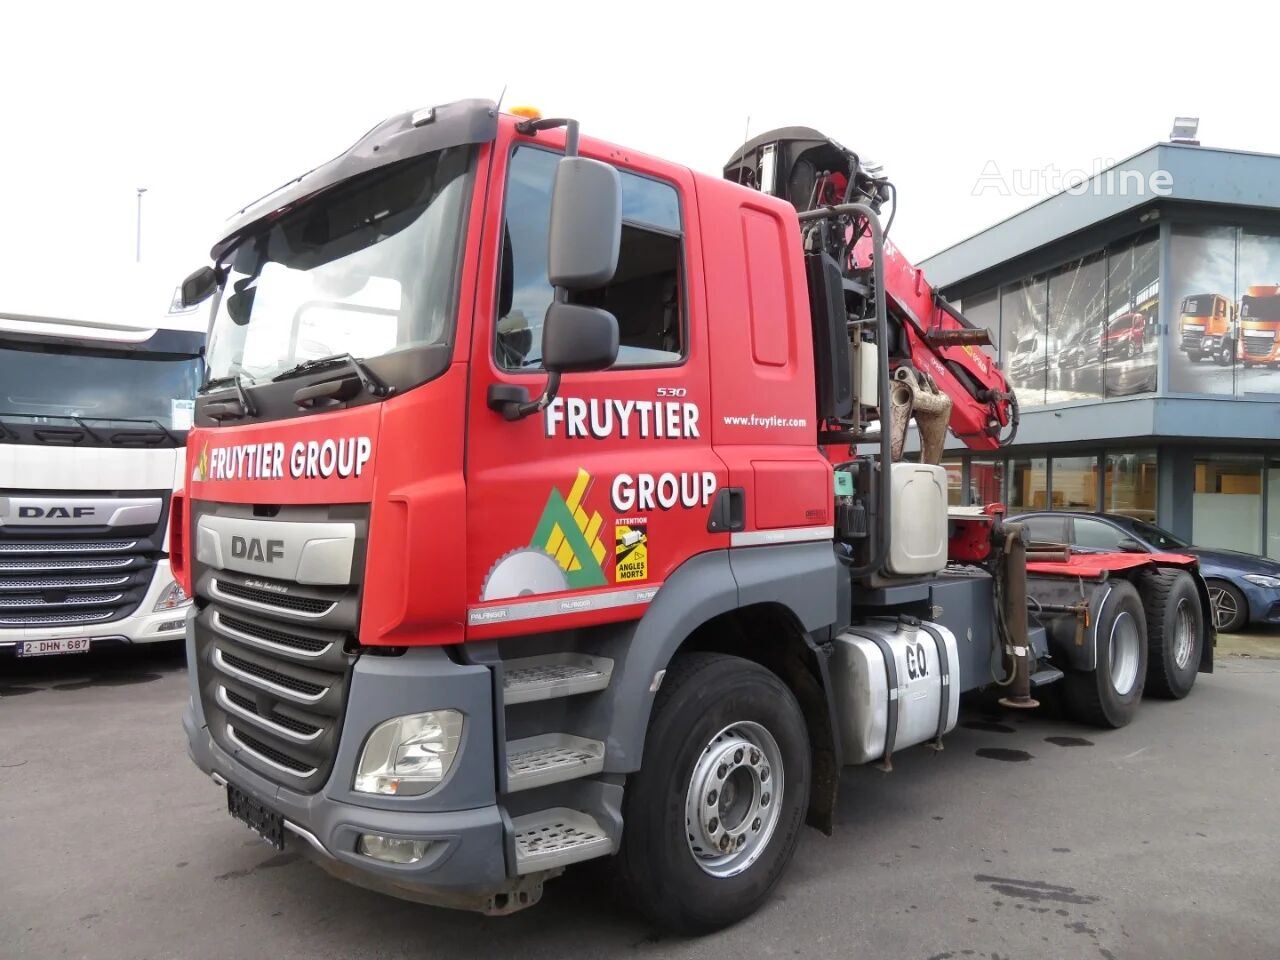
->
[1129,519,1189,550]
[1015,336,1038,354]
[1181,295,1215,317]
[0,342,203,431]
[1241,295,1280,322]
[203,146,475,387]
[1107,314,1138,334]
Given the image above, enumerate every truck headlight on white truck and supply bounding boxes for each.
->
[153,580,191,611]
[354,711,464,796]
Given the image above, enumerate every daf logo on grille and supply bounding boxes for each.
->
[231,536,285,564]
[19,505,95,519]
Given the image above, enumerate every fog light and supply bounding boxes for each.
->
[357,834,430,864]
[354,710,464,796]
[157,619,186,633]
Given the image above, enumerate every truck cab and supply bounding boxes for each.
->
[0,309,204,656]
[1179,292,1235,365]
[1239,285,1280,367]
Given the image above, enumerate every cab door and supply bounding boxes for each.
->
[463,126,723,636]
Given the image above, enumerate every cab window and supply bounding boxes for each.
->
[496,146,685,371]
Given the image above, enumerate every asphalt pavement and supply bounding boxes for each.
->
[2,642,1278,960]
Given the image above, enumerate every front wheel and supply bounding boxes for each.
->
[1063,580,1148,728]
[1207,579,1247,632]
[615,653,810,934]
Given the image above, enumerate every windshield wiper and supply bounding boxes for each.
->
[201,373,258,419]
[273,354,392,398]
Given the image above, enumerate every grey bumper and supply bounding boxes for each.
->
[183,623,511,909]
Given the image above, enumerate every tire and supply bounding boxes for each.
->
[615,653,810,934]
[1215,344,1233,367]
[1063,580,1148,728]
[1206,579,1248,633]
[1138,569,1203,699]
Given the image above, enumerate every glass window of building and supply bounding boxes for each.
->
[1047,254,1106,402]
[1007,457,1047,513]
[1236,229,1280,399]
[969,458,1004,507]
[1051,456,1099,512]
[1104,231,1159,398]
[1268,460,1280,560]
[1106,450,1158,521]
[941,458,963,506]
[1002,279,1048,408]
[958,289,1000,360]
[1192,453,1263,554]
[1168,225,1237,396]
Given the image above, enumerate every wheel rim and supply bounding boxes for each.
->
[1172,597,1196,669]
[1209,586,1237,630]
[1109,611,1141,696]
[684,721,784,878]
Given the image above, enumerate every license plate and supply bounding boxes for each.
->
[226,783,285,850]
[17,637,92,657]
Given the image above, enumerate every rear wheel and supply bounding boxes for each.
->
[615,653,810,934]
[1206,579,1247,632]
[1215,343,1233,366]
[1138,569,1203,699]
[1063,580,1148,728]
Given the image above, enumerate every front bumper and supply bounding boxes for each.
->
[182,619,513,909]
[0,559,188,650]
[1241,584,1280,625]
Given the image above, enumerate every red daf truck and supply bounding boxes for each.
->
[175,100,1213,933]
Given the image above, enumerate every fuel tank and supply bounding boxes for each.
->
[831,617,960,764]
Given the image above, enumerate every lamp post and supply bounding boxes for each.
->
[135,187,148,262]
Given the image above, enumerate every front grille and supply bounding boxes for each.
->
[1181,333,1204,350]
[192,505,364,794]
[0,534,155,627]
[1242,335,1275,359]
[223,687,322,738]
[228,726,318,775]
[214,578,335,615]
[217,648,328,699]
[217,612,330,654]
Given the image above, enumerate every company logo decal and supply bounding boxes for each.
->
[480,469,608,601]
[192,443,209,483]
[192,437,372,482]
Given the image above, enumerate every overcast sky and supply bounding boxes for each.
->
[2,0,1273,322]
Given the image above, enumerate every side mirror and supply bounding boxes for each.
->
[547,156,622,290]
[542,301,618,373]
[1116,537,1146,553]
[180,266,219,308]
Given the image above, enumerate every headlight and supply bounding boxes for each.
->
[153,580,191,612]
[354,710,463,796]
[1242,574,1280,588]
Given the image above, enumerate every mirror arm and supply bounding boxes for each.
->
[503,370,561,422]
[513,117,581,158]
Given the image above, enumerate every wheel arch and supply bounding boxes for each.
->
[598,544,843,834]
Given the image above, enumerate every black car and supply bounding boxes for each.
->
[1015,511,1280,632]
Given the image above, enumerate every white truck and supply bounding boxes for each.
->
[0,308,205,657]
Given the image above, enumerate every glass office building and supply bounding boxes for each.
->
[919,142,1280,559]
